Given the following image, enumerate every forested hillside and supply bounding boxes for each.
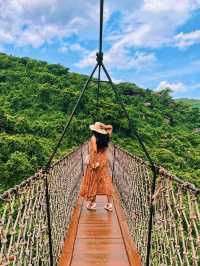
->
[0,53,199,192]
[176,98,200,109]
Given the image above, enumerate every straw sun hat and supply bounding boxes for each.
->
[89,122,112,135]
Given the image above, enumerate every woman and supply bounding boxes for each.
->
[79,122,113,211]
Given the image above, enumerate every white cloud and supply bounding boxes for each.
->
[107,1,200,49]
[105,50,156,70]
[155,80,200,98]
[70,43,89,54]
[59,46,68,53]
[17,24,72,48]
[0,30,14,43]
[0,0,100,47]
[75,0,198,72]
[76,48,156,71]
[111,77,122,84]
[59,42,90,58]
[75,50,96,68]
[0,0,200,75]
[156,81,187,92]
[1,0,199,50]
[174,30,200,48]
[143,0,200,13]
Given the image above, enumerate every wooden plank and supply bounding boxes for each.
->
[58,196,84,266]
[59,191,142,266]
[80,208,118,224]
[71,253,129,266]
[112,185,142,266]
[77,223,121,239]
[70,195,130,266]
[73,238,125,254]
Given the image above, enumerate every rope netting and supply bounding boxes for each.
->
[110,144,200,265]
[0,143,88,265]
[152,168,200,266]
[110,145,151,263]
[0,142,199,265]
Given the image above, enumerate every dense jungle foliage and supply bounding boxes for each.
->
[0,53,200,192]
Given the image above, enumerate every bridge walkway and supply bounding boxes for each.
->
[59,187,142,266]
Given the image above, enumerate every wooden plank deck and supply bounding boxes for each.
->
[59,186,142,266]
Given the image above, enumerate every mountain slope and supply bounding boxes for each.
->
[176,98,200,109]
[0,53,200,191]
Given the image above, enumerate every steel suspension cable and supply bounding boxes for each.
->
[96,64,101,121]
[43,63,98,266]
[45,63,98,171]
[39,0,157,265]
[99,0,104,54]
[42,3,105,263]
[101,63,157,266]
[93,2,158,264]
[95,0,104,121]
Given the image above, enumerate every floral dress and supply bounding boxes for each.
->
[79,136,112,200]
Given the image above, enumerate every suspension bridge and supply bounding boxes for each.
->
[0,143,199,265]
[0,1,200,265]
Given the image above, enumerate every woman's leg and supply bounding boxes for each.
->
[104,195,112,211]
[87,195,96,205]
[107,195,112,203]
[91,195,96,203]
[86,195,96,210]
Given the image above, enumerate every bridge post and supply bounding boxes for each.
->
[80,144,84,174]
[43,171,54,266]
[145,166,158,266]
[111,144,116,183]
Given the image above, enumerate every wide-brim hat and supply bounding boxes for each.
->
[89,122,109,135]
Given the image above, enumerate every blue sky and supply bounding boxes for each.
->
[1,0,200,99]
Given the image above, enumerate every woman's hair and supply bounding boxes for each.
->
[92,131,110,150]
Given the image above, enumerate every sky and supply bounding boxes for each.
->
[0,0,200,99]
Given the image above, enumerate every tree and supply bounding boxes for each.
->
[6,151,33,185]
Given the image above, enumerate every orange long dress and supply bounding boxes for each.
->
[79,136,112,200]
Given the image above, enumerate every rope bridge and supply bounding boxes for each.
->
[0,143,199,265]
[110,145,200,266]
[0,143,88,265]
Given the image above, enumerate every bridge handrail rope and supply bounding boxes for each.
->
[34,0,159,263]
[110,144,200,266]
[1,143,199,265]
[0,1,199,266]
[38,0,159,263]
[0,143,89,265]
[0,145,85,202]
[113,144,200,194]
[1,143,198,204]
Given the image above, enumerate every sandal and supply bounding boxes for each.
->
[104,203,113,212]
[86,202,96,210]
